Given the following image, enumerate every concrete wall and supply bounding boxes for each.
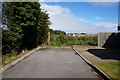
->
[98,32,120,49]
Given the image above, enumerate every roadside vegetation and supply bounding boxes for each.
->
[94,62,120,80]
[1,2,50,66]
[49,29,98,47]
[2,48,32,67]
[1,45,45,68]
[50,34,98,47]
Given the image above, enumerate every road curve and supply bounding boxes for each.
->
[3,48,100,79]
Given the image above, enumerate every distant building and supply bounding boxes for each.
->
[68,33,80,36]
[67,33,97,37]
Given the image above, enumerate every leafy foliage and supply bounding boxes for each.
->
[2,2,50,54]
[2,2,24,54]
[37,11,50,45]
[49,29,66,35]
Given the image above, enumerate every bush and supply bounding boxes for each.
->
[58,35,67,44]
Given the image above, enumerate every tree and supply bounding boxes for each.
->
[2,2,50,54]
[2,2,23,54]
[20,2,41,49]
[81,33,86,35]
[37,11,50,45]
[49,29,66,35]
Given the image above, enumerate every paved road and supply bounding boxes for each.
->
[3,48,100,79]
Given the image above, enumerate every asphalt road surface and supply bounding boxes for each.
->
[3,48,100,79]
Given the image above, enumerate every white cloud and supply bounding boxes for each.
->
[91,2,118,7]
[94,17,102,20]
[94,22,117,28]
[41,3,117,34]
[79,18,88,22]
[41,3,70,17]
[39,0,119,2]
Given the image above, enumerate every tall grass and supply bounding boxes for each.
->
[50,35,98,47]
[1,46,41,67]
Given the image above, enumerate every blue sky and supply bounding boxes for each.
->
[41,2,118,34]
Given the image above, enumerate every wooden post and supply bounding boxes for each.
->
[47,32,50,45]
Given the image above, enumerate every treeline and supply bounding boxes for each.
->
[2,2,50,55]
[49,29,66,35]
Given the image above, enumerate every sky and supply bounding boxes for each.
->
[40,1,118,34]
[1,0,118,34]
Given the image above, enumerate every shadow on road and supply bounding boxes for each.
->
[87,49,120,61]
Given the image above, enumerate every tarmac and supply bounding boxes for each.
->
[2,48,100,79]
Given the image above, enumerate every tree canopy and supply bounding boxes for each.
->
[2,2,50,54]
[49,29,66,35]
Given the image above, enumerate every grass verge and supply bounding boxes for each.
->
[94,61,120,80]
[1,46,42,69]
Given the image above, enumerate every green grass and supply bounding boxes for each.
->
[50,35,98,47]
[94,62,120,80]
